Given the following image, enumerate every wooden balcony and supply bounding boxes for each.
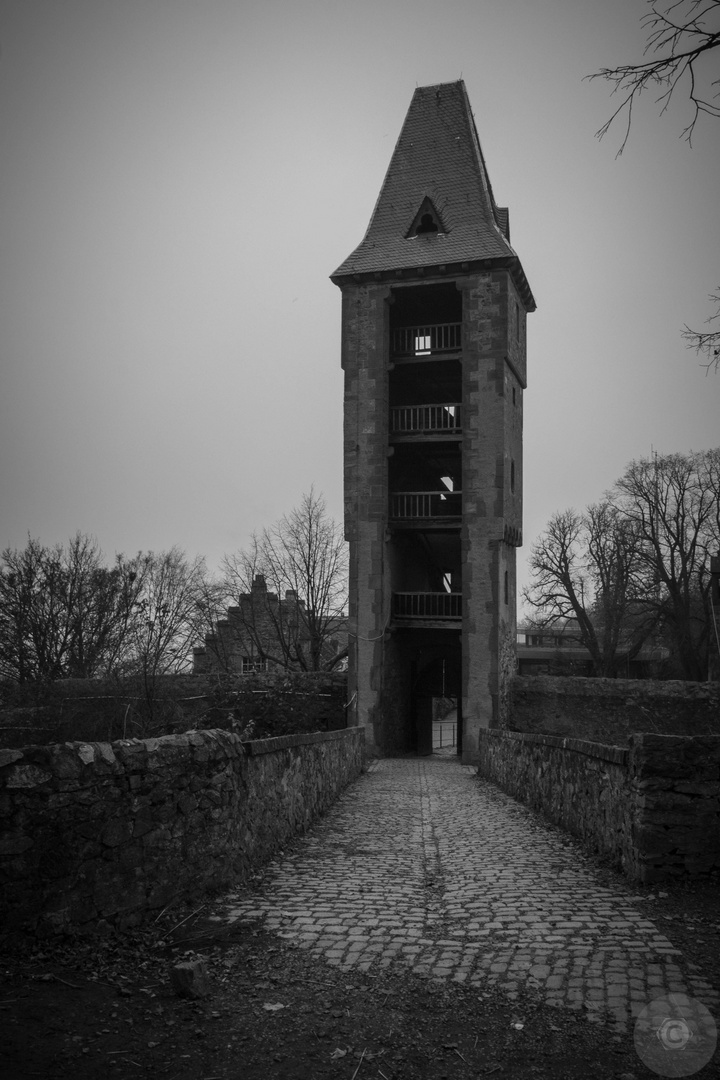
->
[390,491,461,521]
[392,592,462,622]
[391,322,461,358]
[391,404,462,435]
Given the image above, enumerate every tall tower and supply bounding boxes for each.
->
[331,81,535,763]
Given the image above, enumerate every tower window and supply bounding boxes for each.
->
[504,571,509,606]
[510,460,515,494]
[405,198,446,239]
[416,213,438,235]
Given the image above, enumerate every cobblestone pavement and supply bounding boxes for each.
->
[216,757,718,1033]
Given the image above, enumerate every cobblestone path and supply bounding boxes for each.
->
[217,758,718,1033]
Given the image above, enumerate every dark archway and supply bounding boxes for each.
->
[412,646,461,756]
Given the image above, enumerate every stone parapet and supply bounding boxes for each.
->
[477,729,632,872]
[0,726,365,934]
[477,729,720,882]
[626,733,720,880]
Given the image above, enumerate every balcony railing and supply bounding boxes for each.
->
[391,322,462,357]
[392,592,462,620]
[390,491,462,519]
[391,404,462,434]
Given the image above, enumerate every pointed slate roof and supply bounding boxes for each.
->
[331,80,535,310]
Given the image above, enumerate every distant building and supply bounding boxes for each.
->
[193,575,347,675]
[516,618,668,678]
[516,620,592,676]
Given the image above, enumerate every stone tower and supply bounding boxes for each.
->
[331,81,535,763]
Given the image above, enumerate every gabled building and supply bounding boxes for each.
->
[331,81,535,760]
[193,574,347,675]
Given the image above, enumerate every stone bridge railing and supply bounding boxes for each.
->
[0,726,365,934]
[477,729,720,882]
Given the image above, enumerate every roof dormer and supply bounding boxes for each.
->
[406,198,446,239]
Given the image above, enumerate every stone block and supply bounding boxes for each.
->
[0,749,24,769]
[634,827,673,857]
[68,893,98,925]
[674,781,720,797]
[76,819,104,841]
[177,793,198,816]
[141,826,172,849]
[101,818,133,848]
[39,846,74,880]
[48,749,82,780]
[132,807,154,838]
[118,843,144,870]
[0,832,34,855]
[170,959,212,999]
[5,763,53,789]
[153,803,176,825]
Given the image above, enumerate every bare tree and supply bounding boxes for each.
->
[190,575,236,673]
[124,548,209,680]
[0,537,63,683]
[63,535,144,678]
[587,0,720,154]
[0,534,143,683]
[116,548,211,730]
[222,490,348,672]
[613,448,720,679]
[523,503,655,676]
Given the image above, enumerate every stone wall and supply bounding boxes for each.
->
[509,676,720,743]
[0,726,364,934]
[477,730,633,870]
[477,729,720,883]
[627,733,720,880]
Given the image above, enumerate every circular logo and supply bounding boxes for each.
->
[634,994,717,1077]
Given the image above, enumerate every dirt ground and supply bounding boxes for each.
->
[1,865,718,1080]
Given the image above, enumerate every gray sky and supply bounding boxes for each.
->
[1,0,718,605]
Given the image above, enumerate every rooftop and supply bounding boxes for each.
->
[331,80,535,310]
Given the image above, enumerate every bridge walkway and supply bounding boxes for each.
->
[214,756,717,1035]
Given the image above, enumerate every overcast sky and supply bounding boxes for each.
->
[1,0,718,607]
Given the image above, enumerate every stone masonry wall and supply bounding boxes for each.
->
[0,726,364,934]
[340,281,391,756]
[627,733,720,881]
[477,729,720,883]
[509,676,720,743]
[477,729,632,870]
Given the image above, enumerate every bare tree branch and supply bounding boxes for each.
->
[683,287,720,372]
[523,504,655,676]
[587,0,720,154]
